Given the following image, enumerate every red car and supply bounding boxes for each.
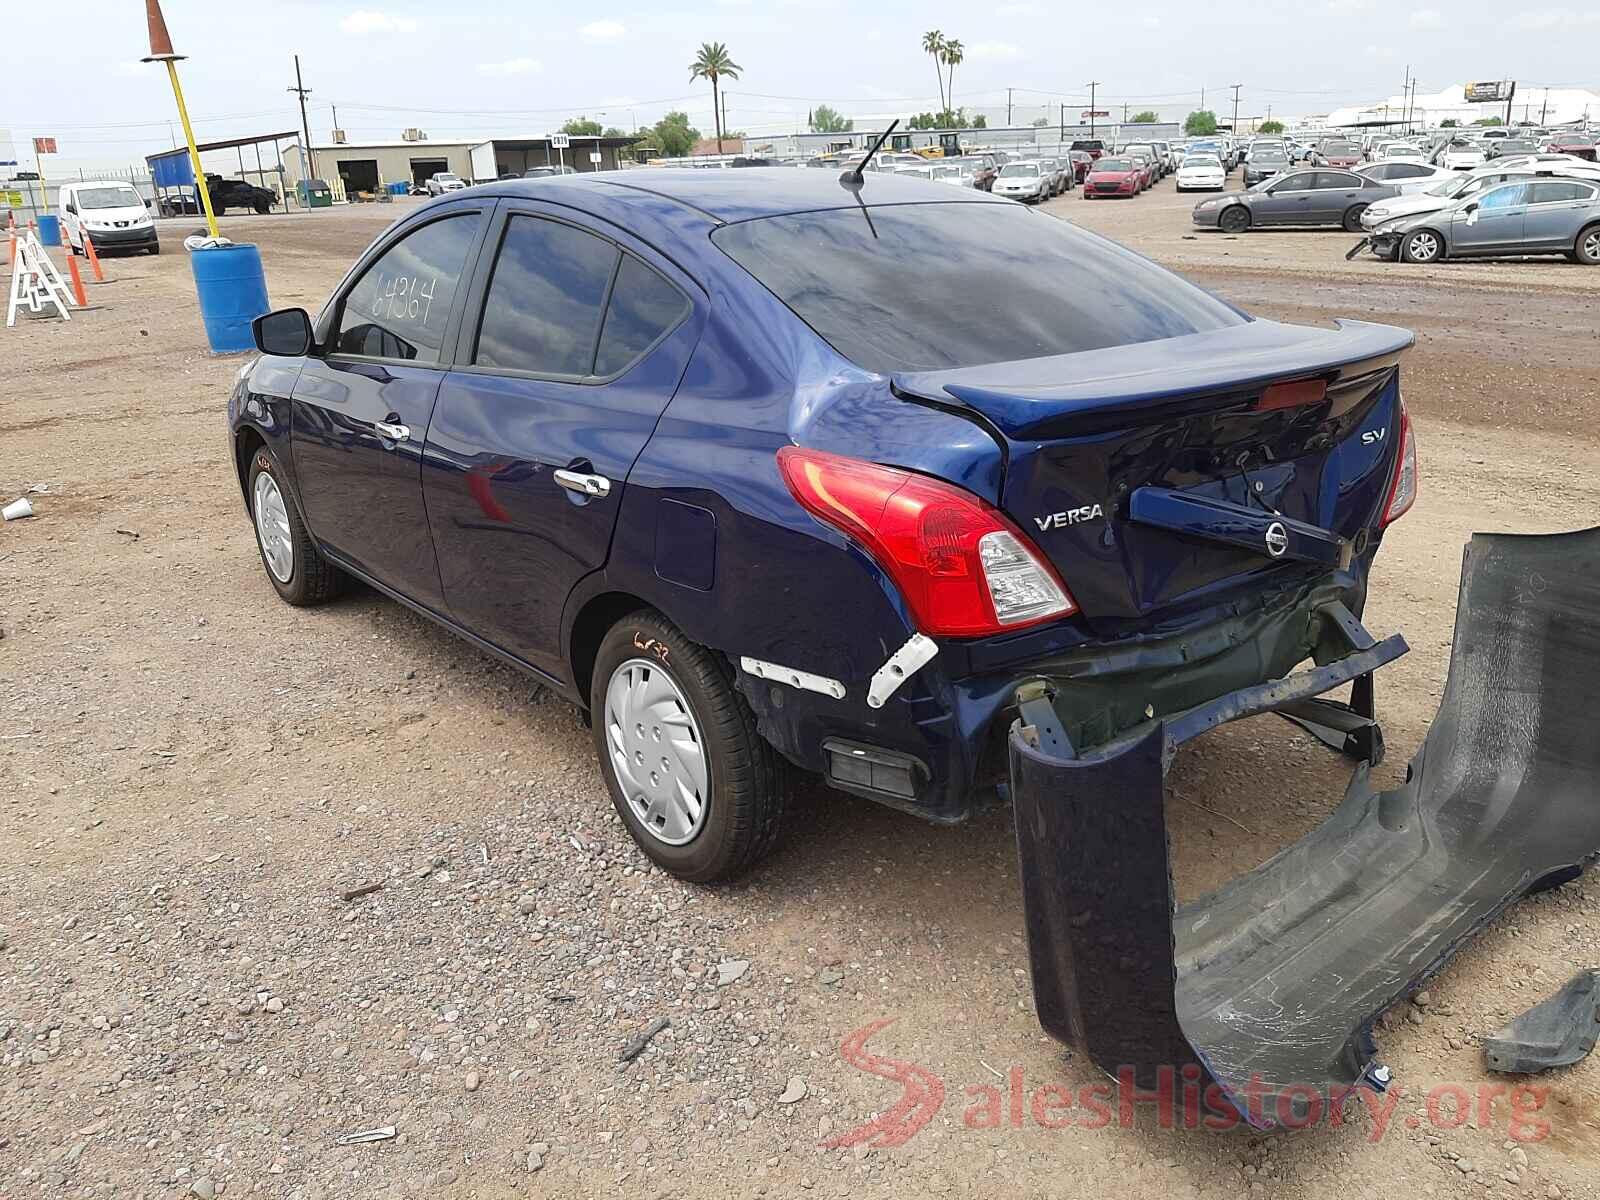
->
[1070,138,1107,161]
[1545,133,1597,162]
[1315,138,1363,168]
[1083,156,1143,198]
[1068,150,1094,183]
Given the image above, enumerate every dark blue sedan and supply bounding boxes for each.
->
[231,168,1417,881]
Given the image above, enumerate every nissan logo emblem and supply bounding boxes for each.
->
[1265,522,1289,558]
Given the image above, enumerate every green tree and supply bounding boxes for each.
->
[602,126,629,139]
[921,30,947,112]
[1257,119,1284,134]
[1031,116,1051,128]
[560,117,604,136]
[1130,110,1159,124]
[810,104,853,133]
[689,42,741,150]
[640,111,700,158]
[971,113,987,129]
[1440,118,1459,128]
[1472,115,1504,126]
[942,38,964,114]
[1184,109,1219,136]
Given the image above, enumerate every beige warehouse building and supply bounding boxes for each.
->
[280,133,640,195]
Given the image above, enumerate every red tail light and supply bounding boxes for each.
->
[776,447,1076,638]
[1380,402,1418,526]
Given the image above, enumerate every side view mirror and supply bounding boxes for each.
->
[1463,202,1480,214]
[66,203,77,214]
[253,307,315,357]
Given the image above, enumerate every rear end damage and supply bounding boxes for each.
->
[1008,526,1600,1129]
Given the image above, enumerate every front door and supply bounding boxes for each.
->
[290,204,489,611]
[1449,182,1528,255]
[423,207,703,677]
[1258,174,1316,225]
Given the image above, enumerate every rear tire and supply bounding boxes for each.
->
[1342,205,1369,233]
[590,611,785,883]
[1219,206,1250,233]
[1575,224,1600,266]
[247,447,345,607]
[148,244,161,256]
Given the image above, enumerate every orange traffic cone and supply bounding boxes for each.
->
[83,227,105,282]
[62,241,89,307]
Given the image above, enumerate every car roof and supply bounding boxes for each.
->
[516,166,1008,222]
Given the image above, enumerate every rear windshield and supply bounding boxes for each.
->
[712,202,1246,373]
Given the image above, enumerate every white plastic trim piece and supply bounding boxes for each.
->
[739,656,847,700]
[866,633,939,709]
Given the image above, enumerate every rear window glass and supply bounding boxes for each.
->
[712,202,1246,374]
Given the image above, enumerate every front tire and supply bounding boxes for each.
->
[1400,228,1443,264]
[1219,206,1251,233]
[590,611,785,883]
[247,447,345,606]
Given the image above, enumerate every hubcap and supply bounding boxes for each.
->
[1411,233,1439,262]
[253,472,294,583]
[604,658,708,846]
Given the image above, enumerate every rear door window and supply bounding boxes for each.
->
[1528,180,1595,204]
[335,213,484,362]
[712,201,1245,373]
[1314,172,1361,189]
[473,215,618,377]
[594,257,691,377]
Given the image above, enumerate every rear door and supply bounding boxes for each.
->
[423,205,703,676]
[1522,179,1598,248]
[1311,171,1363,223]
[290,203,490,610]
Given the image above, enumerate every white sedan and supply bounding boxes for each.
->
[1175,154,1226,192]
[991,160,1052,203]
[1438,143,1487,171]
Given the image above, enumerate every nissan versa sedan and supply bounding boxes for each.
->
[230,169,1417,882]
[1194,168,1397,232]
[1365,177,1600,264]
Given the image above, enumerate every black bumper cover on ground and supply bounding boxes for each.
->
[1009,528,1600,1128]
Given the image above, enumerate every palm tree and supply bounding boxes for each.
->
[921,30,947,113]
[942,39,964,123]
[690,42,741,153]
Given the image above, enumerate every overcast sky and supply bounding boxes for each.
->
[4,0,1596,170]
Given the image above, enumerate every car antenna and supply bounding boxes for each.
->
[840,119,899,187]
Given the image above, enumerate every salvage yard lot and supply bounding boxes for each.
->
[4,181,1600,1198]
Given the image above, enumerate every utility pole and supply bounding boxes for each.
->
[1006,87,1013,126]
[1401,65,1411,132]
[331,103,339,135]
[1230,83,1242,134]
[1086,81,1100,139]
[1122,101,1129,123]
[288,55,316,189]
[1541,90,1549,125]
[1059,102,1064,141]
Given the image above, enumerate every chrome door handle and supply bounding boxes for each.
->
[373,420,410,442]
[554,469,612,498]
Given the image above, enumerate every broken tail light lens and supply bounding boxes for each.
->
[1381,401,1418,526]
[776,446,1076,638]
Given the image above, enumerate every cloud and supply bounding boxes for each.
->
[1140,14,1161,27]
[339,10,420,34]
[967,41,1024,61]
[1407,8,1443,28]
[579,19,627,40]
[477,57,542,76]
[995,2,1043,13]
[1327,0,1375,11]
[1363,43,1397,59]
[1508,7,1600,27]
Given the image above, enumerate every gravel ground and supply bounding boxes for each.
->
[3,179,1600,1200]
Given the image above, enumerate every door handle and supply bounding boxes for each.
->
[373,420,410,442]
[554,469,612,498]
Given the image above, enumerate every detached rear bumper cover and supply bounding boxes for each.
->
[1009,528,1600,1128]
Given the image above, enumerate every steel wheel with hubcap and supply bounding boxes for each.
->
[1401,229,1442,264]
[604,658,709,846]
[253,472,295,584]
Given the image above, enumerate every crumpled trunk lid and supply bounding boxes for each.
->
[894,319,1414,635]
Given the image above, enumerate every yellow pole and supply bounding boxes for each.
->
[164,58,220,239]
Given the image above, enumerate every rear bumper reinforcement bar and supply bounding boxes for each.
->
[1008,527,1600,1129]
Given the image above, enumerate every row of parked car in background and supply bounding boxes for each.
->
[1171,127,1600,265]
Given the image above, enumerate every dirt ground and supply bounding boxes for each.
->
[3,176,1599,1200]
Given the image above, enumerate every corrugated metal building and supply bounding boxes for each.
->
[280,134,641,194]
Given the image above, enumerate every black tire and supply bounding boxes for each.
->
[1218,205,1250,233]
[246,446,345,606]
[1575,224,1600,266]
[254,201,270,214]
[590,610,785,883]
[147,243,161,256]
[1400,228,1445,264]
[1342,204,1369,233]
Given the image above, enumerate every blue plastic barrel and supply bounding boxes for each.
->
[189,242,269,353]
[35,214,61,246]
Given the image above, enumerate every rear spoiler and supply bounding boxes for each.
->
[892,319,1414,441]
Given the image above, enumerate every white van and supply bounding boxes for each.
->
[58,181,159,256]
